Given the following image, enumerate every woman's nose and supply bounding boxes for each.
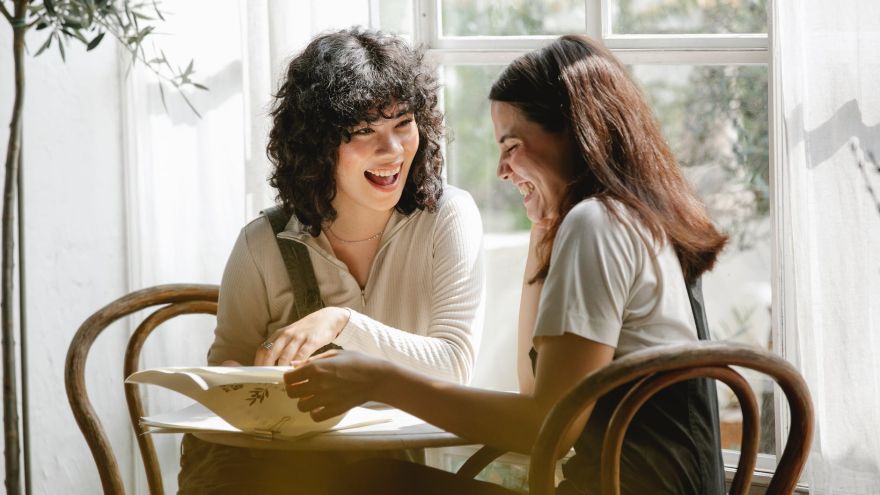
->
[496,158,512,180]
[376,131,404,155]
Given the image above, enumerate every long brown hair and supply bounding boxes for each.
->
[489,35,727,282]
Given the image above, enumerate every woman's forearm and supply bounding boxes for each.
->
[336,310,476,384]
[377,363,545,454]
[517,226,546,393]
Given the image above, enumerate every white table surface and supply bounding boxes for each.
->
[192,406,474,451]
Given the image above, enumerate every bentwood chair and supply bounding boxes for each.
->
[65,284,219,495]
[457,341,814,495]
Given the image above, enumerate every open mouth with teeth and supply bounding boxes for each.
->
[517,182,535,197]
[364,165,402,188]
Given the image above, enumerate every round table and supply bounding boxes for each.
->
[193,406,474,451]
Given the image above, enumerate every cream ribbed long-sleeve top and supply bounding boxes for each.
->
[207,186,485,384]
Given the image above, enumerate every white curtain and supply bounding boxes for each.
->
[775,1,880,493]
[123,1,375,493]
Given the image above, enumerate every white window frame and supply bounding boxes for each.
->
[401,0,786,479]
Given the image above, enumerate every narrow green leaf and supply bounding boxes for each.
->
[179,91,202,119]
[34,33,53,56]
[67,28,88,44]
[86,31,104,51]
[62,18,84,30]
[44,0,56,16]
[57,34,66,61]
[135,25,154,44]
[112,11,124,30]
[160,49,174,73]
[36,21,49,31]
[192,83,209,91]
[158,80,168,113]
[132,11,154,21]
[184,59,193,76]
[152,0,165,21]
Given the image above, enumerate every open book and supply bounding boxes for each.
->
[126,366,390,439]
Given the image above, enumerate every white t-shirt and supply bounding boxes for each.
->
[533,198,698,357]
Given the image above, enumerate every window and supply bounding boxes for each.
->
[377,0,774,487]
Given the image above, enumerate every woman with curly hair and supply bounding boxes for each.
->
[177,27,484,494]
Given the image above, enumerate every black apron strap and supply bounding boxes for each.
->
[684,276,727,494]
[262,206,324,320]
[262,206,340,355]
[685,277,711,341]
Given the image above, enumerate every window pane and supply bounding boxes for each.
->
[611,0,768,34]
[443,65,530,401]
[375,0,414,40]
[440,0,585,37]
[444,65,529,233]
[632,64,773,453]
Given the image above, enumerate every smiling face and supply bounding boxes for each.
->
[491,101,576,224]
[334,105,420,216]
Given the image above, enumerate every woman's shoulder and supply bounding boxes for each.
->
[403,185,482,246]
[560,198,627,235]
[423,185,481,224]
[557,198,649,253]
[236,213,286,258]
[437,184,478,210]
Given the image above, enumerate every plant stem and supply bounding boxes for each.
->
[2,1,26,492]
[0,3,12,23]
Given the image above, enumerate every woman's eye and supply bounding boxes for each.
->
[352,127,373,136]
[396,118,414,128]
[505,144,518,154]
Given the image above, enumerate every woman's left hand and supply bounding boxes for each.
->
[284,350,392,421]
[254,307,351,366]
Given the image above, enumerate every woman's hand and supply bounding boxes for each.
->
[253,307,351,366]
[284,350,393,421]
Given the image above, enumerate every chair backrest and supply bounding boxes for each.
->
[528,341,814,495]
[65,284,219,495]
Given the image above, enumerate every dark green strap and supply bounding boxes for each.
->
[261,206,324,321]
[685,276,727,493]
[685,277,711,341]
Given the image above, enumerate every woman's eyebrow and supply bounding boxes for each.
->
[498,134,517,144]
[370,107,412,121]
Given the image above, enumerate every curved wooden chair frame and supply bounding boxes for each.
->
[460,341,813,495]
[65,284,219,495]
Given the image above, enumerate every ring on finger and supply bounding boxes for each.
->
[260,340,274,351]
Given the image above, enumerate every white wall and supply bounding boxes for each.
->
[0,23,132,494]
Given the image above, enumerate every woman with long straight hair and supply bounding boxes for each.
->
[285,34,728,494]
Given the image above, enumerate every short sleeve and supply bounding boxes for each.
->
[532,200,639,348]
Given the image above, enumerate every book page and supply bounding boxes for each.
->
[127,366,346,435]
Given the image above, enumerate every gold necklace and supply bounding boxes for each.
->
[325,224,383,243]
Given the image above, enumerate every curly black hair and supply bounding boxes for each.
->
[267,27,445,237]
